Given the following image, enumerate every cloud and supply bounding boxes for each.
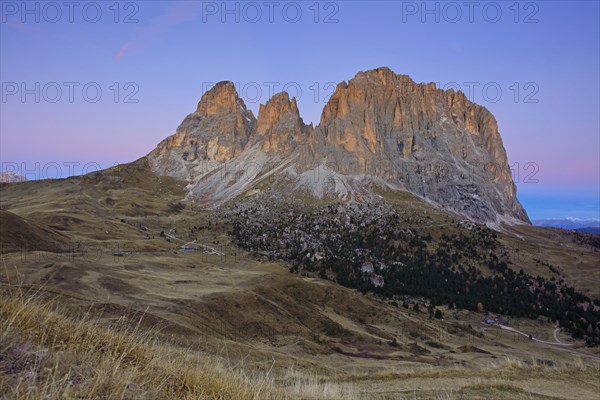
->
[2,19,42,34]
[114,1,200,62]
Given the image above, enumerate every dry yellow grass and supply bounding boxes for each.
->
[2,286,599,399]
[2,162,600,399]
[0,285,364,400]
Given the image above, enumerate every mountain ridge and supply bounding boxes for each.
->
[534,218,600,231]
[149,67,529,225]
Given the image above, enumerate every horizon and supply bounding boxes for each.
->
[1,1,599,220]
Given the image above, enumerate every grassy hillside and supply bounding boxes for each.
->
[1,159,599,399]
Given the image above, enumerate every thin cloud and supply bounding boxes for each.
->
[1,19,42,34]
[114,1,200,62]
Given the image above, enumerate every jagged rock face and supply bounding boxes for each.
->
[147,68,529,225]
[316,68,527,223]
[254,92,313,154]
[149,82,256,179]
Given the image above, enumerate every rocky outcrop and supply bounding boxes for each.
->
[314,67,527,223]
[149,81,256,179]
[254,92,313,154]
[148,68,529,225]
[0,172,28,183]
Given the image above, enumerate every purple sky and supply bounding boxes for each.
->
[1,1,598,219]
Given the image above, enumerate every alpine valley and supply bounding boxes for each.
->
[1,68,599,399]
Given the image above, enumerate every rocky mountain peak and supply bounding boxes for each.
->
[148,68,529,225]
[256,92,299,132]
[255,91,312,153]
[196,81,241,117]
[148,81,256,177]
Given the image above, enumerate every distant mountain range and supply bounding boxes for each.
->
[533,218,600,233]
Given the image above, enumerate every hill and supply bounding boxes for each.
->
[1,160,599,398]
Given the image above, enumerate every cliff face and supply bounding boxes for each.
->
[149,81,256,179]
[314,68,527,223]
[149,68,529,224]
[253,92,313,154]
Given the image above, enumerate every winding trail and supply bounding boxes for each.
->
[497,323,572,346]
[496,323,600,361]
[553,323,568,345]
[124,220,226,256]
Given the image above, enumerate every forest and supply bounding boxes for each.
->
[222,195,600,345]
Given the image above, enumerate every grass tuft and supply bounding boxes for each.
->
[0,286,359,399]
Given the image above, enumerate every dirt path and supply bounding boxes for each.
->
[552,323,569,345]
[498,324,571,346]
[123,219,226,256]
[497,324,600,361]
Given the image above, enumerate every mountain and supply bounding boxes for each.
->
[0,171,28,183]
[149,81,256,178]
[534,218,600,230]
[577,227,600,234]
[2,76,599,398]
[149,67,529,225]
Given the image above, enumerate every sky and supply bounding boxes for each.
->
[1,0,599,220]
